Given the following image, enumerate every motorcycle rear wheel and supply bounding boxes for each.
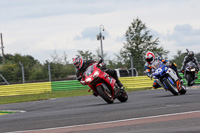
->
[96,84,114,104]
[117,90,128,102]
[179,85,187,95]
[163,78,179,95]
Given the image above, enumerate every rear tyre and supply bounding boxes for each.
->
[117,90,128,102]
[96,84,114,104]
[163,78,179,95]
[179,85,187,95]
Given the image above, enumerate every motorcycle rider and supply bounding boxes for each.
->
[144,51,182,89]
[73,56,124,96]
[181,51,199,79]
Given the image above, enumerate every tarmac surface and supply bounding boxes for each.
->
[0,86,200,133]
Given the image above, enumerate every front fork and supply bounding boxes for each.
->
[155,77,183,92]
[166,68,183,91]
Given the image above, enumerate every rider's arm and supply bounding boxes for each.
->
[181,56,187,71]
[145,66,151,77]
[157,57,169,63]
[76,71,86,85]
[194,57,200,71]
[76,70,82,81]
[87,60,96,65]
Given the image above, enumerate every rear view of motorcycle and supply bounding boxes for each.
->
[184,61,197,86]
[151,60,187,95]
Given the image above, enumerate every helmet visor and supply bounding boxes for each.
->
[75,63,80,68]
[146,57,153,62]
[189,54,194,58]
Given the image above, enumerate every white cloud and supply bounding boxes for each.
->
[159,24,200,58]
[0,0,200,63]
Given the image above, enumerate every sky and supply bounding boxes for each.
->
[0,0,200,64]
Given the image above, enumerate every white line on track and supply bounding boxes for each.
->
[7,110,200,133]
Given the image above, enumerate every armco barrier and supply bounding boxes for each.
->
[51,77,153,91]
[119,76,153,89]
[179,73,200,84]
[1,74,200,97]
[0,82,51,96]
[51,80,89,91]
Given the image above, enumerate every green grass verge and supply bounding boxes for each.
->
[0,87,152,105]
[0,111,15,114]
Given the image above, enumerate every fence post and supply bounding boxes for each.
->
[48,62,51,82]
[128,54,134,76]
[19,62,25,84]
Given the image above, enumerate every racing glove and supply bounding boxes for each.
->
[80,80,86,85]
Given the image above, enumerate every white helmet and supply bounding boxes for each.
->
[145,51,155,64]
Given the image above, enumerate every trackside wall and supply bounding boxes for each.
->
[51,80,89,91]
[0,82,51,96]
[0,74,200,96]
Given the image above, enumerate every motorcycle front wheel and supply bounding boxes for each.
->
[96,84,114,104]
[186,73,192,86]
[163,78,179,95]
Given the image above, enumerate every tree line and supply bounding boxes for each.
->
[0,18,199,84]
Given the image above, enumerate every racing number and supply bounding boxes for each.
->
[155,68,162,74]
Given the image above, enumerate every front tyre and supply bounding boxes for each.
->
[96,84,114,104]
[186,73,192,86]
[163,78,179,95]
[117,90,128,102]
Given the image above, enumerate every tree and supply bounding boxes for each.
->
[106,53,125,69]
[51,50,69,65]
[120,18,169,75]
[76,50,94,61]
[171,50,187,69]
[172,50,200,70]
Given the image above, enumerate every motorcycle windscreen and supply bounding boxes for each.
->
[186,61,196,71]
[85,65,94,76]
[152,60,165,77]
[152,60,163,70]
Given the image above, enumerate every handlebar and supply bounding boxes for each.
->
[97,58,104,67]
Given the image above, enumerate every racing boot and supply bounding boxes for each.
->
[112,70,124,90]
[116,81,124,90]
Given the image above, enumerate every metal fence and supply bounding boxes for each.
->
[0,63,77,85]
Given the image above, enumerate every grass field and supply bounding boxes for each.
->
[0,88,151,105]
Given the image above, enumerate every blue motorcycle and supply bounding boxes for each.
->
[152,60,187,95]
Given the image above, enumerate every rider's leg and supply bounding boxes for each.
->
[195,72,198,79]
[105,69,124,89]
[153,80,161,89]
[171,63,183,79]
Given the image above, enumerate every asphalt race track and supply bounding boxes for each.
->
[0,86,200,133]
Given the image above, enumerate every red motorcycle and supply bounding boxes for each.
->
[80,59,128,104]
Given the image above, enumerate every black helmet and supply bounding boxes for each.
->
[188,51,194,58]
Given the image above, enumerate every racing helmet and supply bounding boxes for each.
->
[188,51,194,59]
[73,56,84,69]
[145,51,155,64]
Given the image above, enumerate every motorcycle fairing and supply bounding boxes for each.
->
[166,68,179,81]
